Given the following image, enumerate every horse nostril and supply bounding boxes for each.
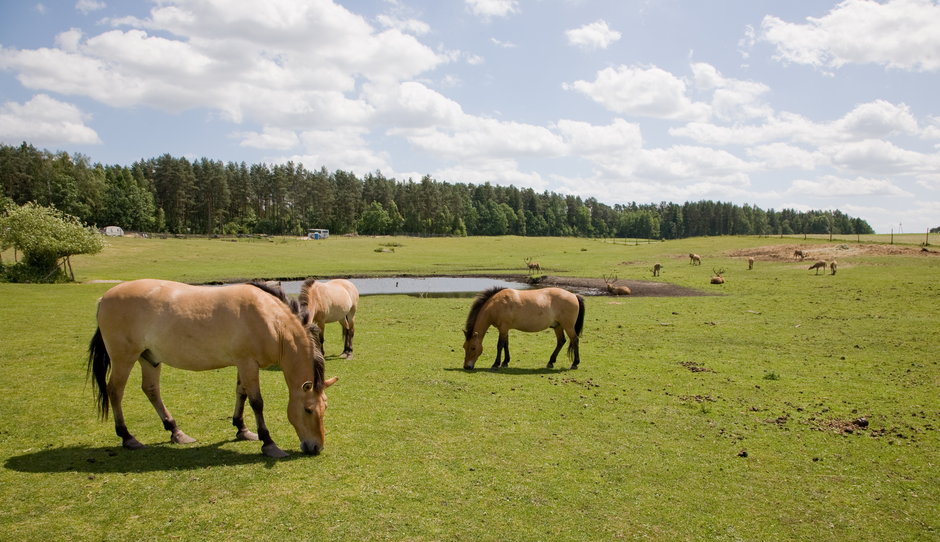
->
[302,441,321,455]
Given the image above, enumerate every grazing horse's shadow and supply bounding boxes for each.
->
[443,367,571,375]
[4,440,304,474]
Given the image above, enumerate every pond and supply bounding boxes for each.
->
[279,276,531,297]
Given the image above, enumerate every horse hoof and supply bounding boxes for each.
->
[262,444,289,458]
[123,438,145,450]
[236,429,260,441]
[172,431,197,445]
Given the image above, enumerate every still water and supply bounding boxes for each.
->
[280,276,529,297]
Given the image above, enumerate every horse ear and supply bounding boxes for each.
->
[324,376,338,389]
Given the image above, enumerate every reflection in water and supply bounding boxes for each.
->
[280,277,529,297]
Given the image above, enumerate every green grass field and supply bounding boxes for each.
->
[1,235,937,541]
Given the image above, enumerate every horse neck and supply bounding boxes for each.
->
[473,304,495,337]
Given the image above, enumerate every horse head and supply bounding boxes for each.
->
[286,374,338,455]
[463,330,483,370]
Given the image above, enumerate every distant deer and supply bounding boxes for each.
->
[829,260,837,275]
[710,268,725,284]
[794,250,806,261]
[808,260,827,274]
[652,263,662,277]
[747,257,754,270]
[689,253,702,265]
[603,274,632,295]
[524,257,541,273]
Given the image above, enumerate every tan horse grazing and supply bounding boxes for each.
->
[830,260,838,275]
[87,279,337,458]
[463,287,585,371]
[300,278,359,359]
[689,253,702,265]
[809,260,827,274]
[747,257,754,270]
[794,250,806,261]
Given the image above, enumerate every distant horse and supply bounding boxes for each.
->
[652,263,662,277]
[794,250,806,261]
[463,287,585,371]
[689,253,702,265]
[87,279,337,458]
[300,278,359,359]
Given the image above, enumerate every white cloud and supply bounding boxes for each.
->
[761,0,940,72]
[564,65,709,121]
[76,0,106,14]
[0,94,101,145]
[286,127,392,176]
[691,63,771,121]
[747,143,827,170]
[466,0,519,19]
[0,0,446,127]
[787,175,912,197]
[376,14,430,35]
[565,20,622,50]
[235,126,299,150]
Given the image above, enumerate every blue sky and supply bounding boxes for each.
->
[1,0,938,233]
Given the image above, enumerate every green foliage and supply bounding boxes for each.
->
[1,143,876,238]
[0,202,104,282]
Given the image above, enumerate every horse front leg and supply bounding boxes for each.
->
[240,369,288,458]
[107,360,144,450]
[547,327,566,368]
[140,362,195,445]
[492,332,510,370]
[232,375,259,441]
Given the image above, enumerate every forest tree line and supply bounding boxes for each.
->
[1,142,874,239]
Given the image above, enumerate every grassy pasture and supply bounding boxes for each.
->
[0,235,937,541]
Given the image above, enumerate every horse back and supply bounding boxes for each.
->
[97,279,303,370]
[490,287,580,332]
[307,279,359,322]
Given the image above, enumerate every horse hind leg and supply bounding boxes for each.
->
[139,362,196,445]
[340,317,354,359]
[232,375,259,441]
[547,327,566,368]
[105,355,145,450]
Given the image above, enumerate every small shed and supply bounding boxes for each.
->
[102,226,124,237]
[307,228,329,240]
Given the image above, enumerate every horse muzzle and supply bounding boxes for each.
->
[300,441,322,455]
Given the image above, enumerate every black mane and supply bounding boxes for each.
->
[247,281,325,391]
[464,286,505,340]
[298,277,318,306]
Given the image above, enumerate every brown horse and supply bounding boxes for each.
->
[463,287,585,371]
[299,278,359,359]
[87,279,337,458]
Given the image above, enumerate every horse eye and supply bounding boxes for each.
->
[304,406,314,414]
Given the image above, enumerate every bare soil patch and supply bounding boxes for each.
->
[727,243,939,262]
[498,274,713,298]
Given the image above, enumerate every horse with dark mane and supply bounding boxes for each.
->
[87,279,337,458]
[463,287,585,371]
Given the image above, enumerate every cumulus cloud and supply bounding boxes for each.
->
[0,94,101,145]
[465,0,519,19]
[76,0,106,14]
[235,126,299,150]
[565,20,621,50]
[0,0,445,125]
[787,175,912,197]
[761,0,940,72]
[564,65,710,121]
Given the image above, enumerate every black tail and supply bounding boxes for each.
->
[87,328,111,420]
[574,295,585,337]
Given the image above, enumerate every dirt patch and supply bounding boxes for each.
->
[727,243,939,262]
[514,275,714,298]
